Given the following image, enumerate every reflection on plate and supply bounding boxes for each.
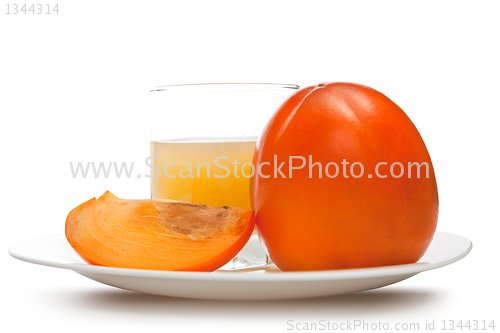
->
[9,232,471,300]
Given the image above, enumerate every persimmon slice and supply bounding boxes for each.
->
[65,191,255,271]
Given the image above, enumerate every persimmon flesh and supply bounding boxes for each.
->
[65,191,255,271]
[251,82,438,271]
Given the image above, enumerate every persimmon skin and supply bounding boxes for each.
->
[251,82,438,271]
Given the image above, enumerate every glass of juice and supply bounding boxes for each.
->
[149,83,299,268]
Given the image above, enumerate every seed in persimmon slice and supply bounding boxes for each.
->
[65,191,255,271]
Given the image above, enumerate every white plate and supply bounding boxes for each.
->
[9,231,471,300]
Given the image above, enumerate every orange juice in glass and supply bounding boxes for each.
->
[151,138,256,209]
[149,83,298,209]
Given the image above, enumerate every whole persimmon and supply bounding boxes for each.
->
[251,82,438,271]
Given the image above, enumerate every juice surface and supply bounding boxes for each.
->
[151,139,256,210]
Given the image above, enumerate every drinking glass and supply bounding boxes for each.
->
[149,83,299,269]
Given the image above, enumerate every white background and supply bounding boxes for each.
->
[1,1,499,332]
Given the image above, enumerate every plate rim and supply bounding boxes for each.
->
[9,231,472,282]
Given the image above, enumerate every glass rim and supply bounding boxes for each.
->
[149,82,300,93]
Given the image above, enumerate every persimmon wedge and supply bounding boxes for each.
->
[65,191,255,271]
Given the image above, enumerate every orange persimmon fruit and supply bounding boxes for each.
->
[251,82,438,271]
[65,191,255,271]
